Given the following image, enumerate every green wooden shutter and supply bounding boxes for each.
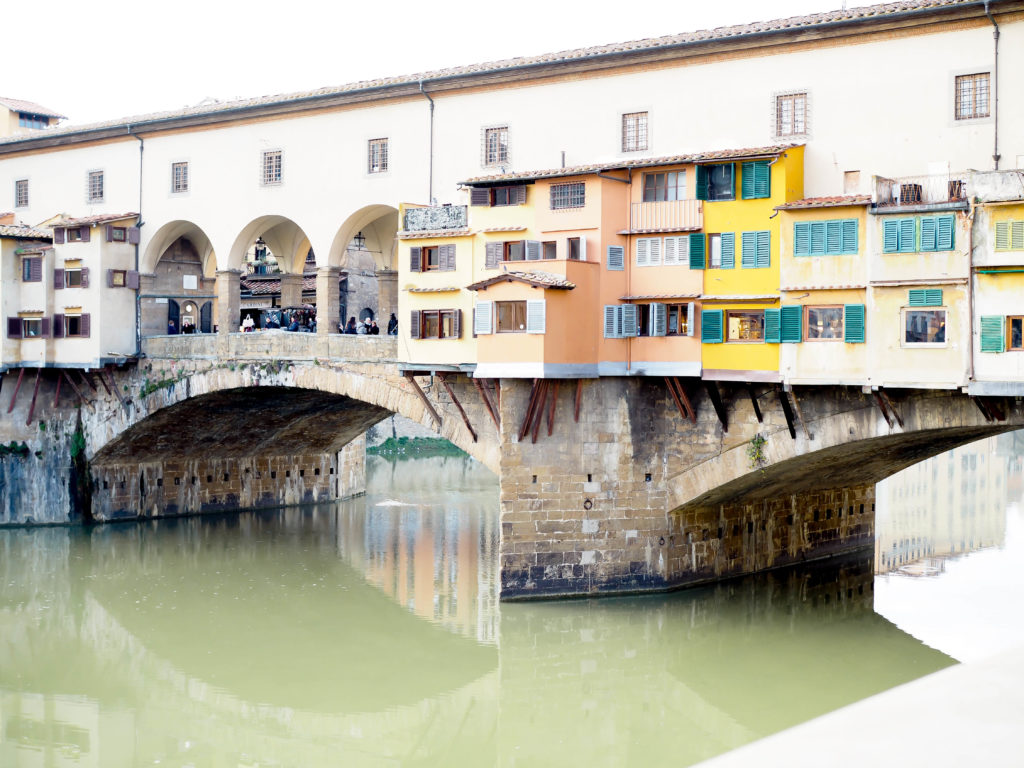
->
[780,305,802,342]
[740,161,770,199]
[756,231,770,268]
[810,221,826,255]
[689,234,706,269]
[764,308,781,343]
[701,309,723,343]
[908,289,943,306]
[841,219,858,254]
[720,232,735,268]
[995,221,1010,250]
[741,232,756,268]
[825,220,843,255]
[844,304,865,343]
[898,218,916,253]
[696,165,709,201]
[883,220,899,253]
[794,222,810,256]
[1013,221,1024,249]
[936,215,955,251]
[755,162,770,198]
[980,315,1005,353]
[920,217,937,252]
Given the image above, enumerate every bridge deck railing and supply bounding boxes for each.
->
[141,332,398,362]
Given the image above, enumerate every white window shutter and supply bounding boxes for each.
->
[621,304,638,336]
[606,245,625,270]
[649,237,662,266]
[579,236,587,262]
[636,238,649,267]
[686,302,695,336]
[525,240,542,260]
[652,303,667,336]
[663,236,677,265]
[474,301,493,335]
[604,305,619,338]
[526,300,546,334]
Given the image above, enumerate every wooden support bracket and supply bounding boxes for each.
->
[777,385,797,439]
[79,370,98,392]
[665,377,695,423]
[878,389,904,428]
[97,366,113,395]
[7,368,24,414]
[25,369,42,427]
[104,368,130,415]
[703,380,728,433]
[574,379,583,422]
[788,387,813,440]
[518,379,541,441]
[531,380,549,444]
[53,372,63,408]
[473,377,501,431]
[404,372,442,427]
[746,384,763,423]
[873,391,893,428]
[61,371,95,412]
[437,374,477,443]
[546,381,559,436]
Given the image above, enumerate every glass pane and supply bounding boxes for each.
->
[423,312,439,338]
[441,312,454,338]
[709,235,722,268]
[905,311,946,343]
[728,311,763,341]
[806,307,843,339]
[1010,318,1022,350]
[506,242,524,261]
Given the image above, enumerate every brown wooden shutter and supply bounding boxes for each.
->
[409,310,421,338]
[30,258,42,282]
[54,269,65,289]
[470,187,491,206]
[128,226,140,245]
[485,242,501,269]
[126,270,140,289]
[107,270,115,287]
[40,318,50,337]
[410,246,422,273]
[514,185,527,204]
[441,244,456,271]
[106,225,114,242]
[80,268,90,288]
[53,314,64,338]
[80,226,90,243]
[80,314,91,338]
[54,228,65,244]
[7,318,22,338]
[454,309,462,338]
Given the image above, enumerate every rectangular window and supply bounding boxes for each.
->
[110,227,127,242]
[741,231,771,269]
[805,306,844,340]
[67,227,84,242]
[709,234,723,269]
[422,246,440,270]
[955,73,990,120]
[368,138,388,173]
[666,304,692,336]
[776,92,807,137]
[642,171,685,202]
[19,112,49,129]
[1009,317,1024,351]
[994,221,1024,251]
[21,318,42,337]
[621,112,648,152]
[503,241,525,262]
[727,311,765,342]
[496,301,527,333]
[87,170,104,202]
[262,150,282,185]
[418,310,458,339]
[65,268,83,287]
[110,270,127,287]
[484,126,508,166]
[171,162,189,193]
[904,309,946,345]
[567,237,582,261]
[542,241,557,260]
[65,315,85,337]
[697,164,735,201]
[21,257,41,282]
[550,182,585,210]
[15,179,28,207]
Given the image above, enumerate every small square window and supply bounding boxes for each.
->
[550,182,585,210]
[955,73,990,120]
[110,270,127,287]
[21,318,42,337]
[172,162,189,193]
[1008,316,1024,351]
[496,301,527,333]
[503,241,525,262]
[727,311,764,342]
[66,227,84,242]
[87,170,104,202]
[368,138,388,173]
[642,171,684,202]
[775,92,807,137]
[21,257,40,282]
[65,268,83,287]
[542,241,557,260]
[483,126,508,166]
[262,150,282,185]
[904,309,947,345]
[804,306,843,341]
[15,179,28,208]
[110,227,127,242]
[621,112,648,152]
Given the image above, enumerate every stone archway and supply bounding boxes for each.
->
[328,205,400,326]
[140,220,216,337]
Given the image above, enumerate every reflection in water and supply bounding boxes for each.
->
[1,437,1021,766]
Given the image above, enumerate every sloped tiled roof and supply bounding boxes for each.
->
[241,275,319,295]
[0,97,66,119]
[0,2,986,147]
[0,224,52,239]
[56,212,138,227]
[466,270,575,291]
[461,145,799,185]
[776,195,872,209]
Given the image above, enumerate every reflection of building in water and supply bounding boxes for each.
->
[874,433,1015,575]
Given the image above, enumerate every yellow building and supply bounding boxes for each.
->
[0,97,64,139]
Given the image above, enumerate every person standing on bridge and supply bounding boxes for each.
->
[387,313,398,335]
[167,319,177,335]
[345,317,358,334]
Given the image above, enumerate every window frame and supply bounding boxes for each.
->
[567,237,582,261]
[417,309,458,339]
[420,246,441,271]
[804,305,845,342]
[483,126,509,167]
[21,318,43,337]
[503,241,525,262]
[14,179,28,208]
[87,170,104,202]
[621,111,649,152]
[902,308,948,347]
[726,310,765,343]
[665,304,692,336]
[775,91,808,138]
[542,241,557,260]
[1008,316,1023,351]
[21,257,41,282]
[954,72,990,121]
[368,138,389,174]
[65,314,86,337]
[704,163,735,201]
[65,268,83,288]
[550,182,586,210]
[261,149,283,186]
[110,269,128,288]
[642,171,685,202]
[171,161,189,193]
[66,227,85,243]
[496,300,527,333]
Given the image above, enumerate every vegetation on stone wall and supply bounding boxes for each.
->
[368,436,467,459]
[0,441,31,459]
[747,434,768,470]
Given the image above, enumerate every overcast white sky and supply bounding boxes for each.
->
[8,0,848,126]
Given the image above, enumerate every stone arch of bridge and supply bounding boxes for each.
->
[666,390,1023,515]
[88,361,500,474]
[327,204,399,272]
[227,215,313,275]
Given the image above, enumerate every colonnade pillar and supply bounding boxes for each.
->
[316,266,341,335]
[215,270,240,335]
[376,269,398,330]
[280,273,303,310]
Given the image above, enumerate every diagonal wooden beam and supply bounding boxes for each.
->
[53,371,63,408]
[96,365,113,395]
[972,395,994,423]
[61,371,94,411]
[78,370,98,391]
[574,379,583,422]
[25,369,42,427]
[518,379,541,441]
[777,385,797,439]
[746,384,763,423]
[873,391,893,428]
[546,381,559,436]
[665,377,689,421]
[7,368,24,414]
[673,377,696,423]
[492,379,500,410]
[878,389,903,428]
[404,372,442,427]
[531,381,549,444]
[104,368,130,414]
[703,380,728,433]
[472,377,501,431]
[437,374,477,443]
[788,387,813,440]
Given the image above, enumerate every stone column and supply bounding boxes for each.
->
[316,266,341,335]
[376,269,398,327]
[214,270,241,335]
[280,273,303,310]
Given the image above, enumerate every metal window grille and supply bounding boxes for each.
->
[484,127,508,165]
[621,112,648,152]
[550,182,586,210]
[14,179,28,207]
[368,138,389,173]
[776,93,807,136]
[955,73,990,120]
[87,170,104,201]
[172,162,189,193]
[262,150,282,185]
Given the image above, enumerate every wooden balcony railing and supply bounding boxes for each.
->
[629,199,703,232]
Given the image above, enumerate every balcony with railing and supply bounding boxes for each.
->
[874,173,968,211]
[626,199,703,234]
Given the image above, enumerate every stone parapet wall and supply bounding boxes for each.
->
[142,332,397,363]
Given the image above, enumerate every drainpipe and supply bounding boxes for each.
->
[419,81,435,204]
[128,127,144,359]
[983,0,1000,170]
[967,199,978,384]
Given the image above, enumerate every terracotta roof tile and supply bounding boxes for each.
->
[0,97,66,119]
[0,224,52,240]
[480,226,528,232]
[776,195,872,210]
[241,275,318,295]
[466,270,575,291]
[0,2,975,145]
[397,228,474,240]
[781,284,867,291]
[57,212,138,227]
[408,286,461,293]
[620,293,701,301]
